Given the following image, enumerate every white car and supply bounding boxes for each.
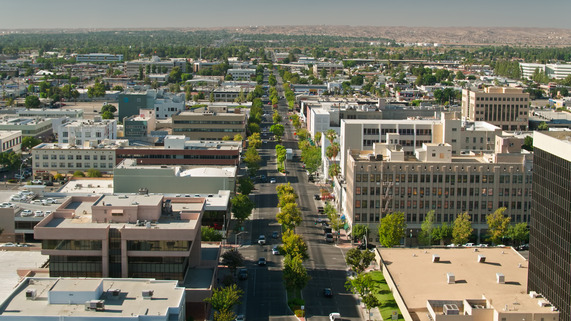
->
[44,210,52,216]
[258,235,266,245]
[21,210,33,217]
[269,178,276,183]
[1,243,17,247]
[31,179,43,185]
[0,202,14,208]
[10,195,23,202]
[34,210,44,217]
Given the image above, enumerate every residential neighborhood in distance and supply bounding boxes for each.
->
[0,8,569,321]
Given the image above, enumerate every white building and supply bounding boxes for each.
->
[227,68,256,80]
[0,277,185,321]
[520,62,571,80]
[75,53,124,62]
[154,93,185,119]
[58,117,117,145]
[0,131,22,153]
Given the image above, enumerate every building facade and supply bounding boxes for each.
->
[528,131,571,321]
[0,130,22,153]
[345,143,532,241]
[171,111,246,140]
[75,53,124,62]
[34,194,204,280]
[462,87,529,131]
[58,117,117,145]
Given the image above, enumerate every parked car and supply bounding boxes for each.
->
[272,231,279,239]
[314,194,321,200]
[325,233,334,243]
[258,235,266,245]
[10,195,22,202]
[257,257,267,266]
[21,210,33,217]
[323,288,333,298]
[238,268,248,280]
[43,181,54,186]
[272,246,280,255]
[269,177,276,183]
[31,179,43,185]
[517,244,529,251]
[1,243,17,247]
[0,202,14,208]
[235,315,245,321]
[34,210,44,217]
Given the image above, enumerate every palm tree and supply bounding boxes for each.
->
[325,129,337,146]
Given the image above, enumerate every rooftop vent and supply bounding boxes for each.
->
[85,300,105,311]
[25,289,37,300]
[108,289,121,298]
[529,291,539,298]
[496,273,505,284]
[477,255,486,263]
[443,304,459,315]
[142,290,154,300]
[432,254,440,263]
[447,272,455,284]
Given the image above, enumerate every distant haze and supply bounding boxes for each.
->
[1,0,570,30]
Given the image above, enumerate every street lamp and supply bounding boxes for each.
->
[409,229,413,248]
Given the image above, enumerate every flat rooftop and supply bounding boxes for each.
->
[0,251,48,303]
[380,247,551,321]
[0,278,183,318]
[59,179,114,194]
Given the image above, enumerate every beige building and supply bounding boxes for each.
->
[345,142,532,242]
[0,130,22,153]
[462,87,529,131]
[171,111,246,140]
[31,140,127,176]
[379,248,559,321]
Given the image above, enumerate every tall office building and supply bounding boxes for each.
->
[462,87,529,131]
[528,131,571,320]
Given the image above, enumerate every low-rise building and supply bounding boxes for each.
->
[0,117,52,139]
[171,111,246,140]
[0,130,21,153]
[58,117,117,145]
[227,68,256,80]
[462,87,529,131]
[75,53,124,62]
[0,277,184,321]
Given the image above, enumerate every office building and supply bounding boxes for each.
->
[123,110,156,140]
[345,142,532,241]
[0,117,53,139]
[75,53,124,62]
[34,194,204,280]
[227,68,256,80]
[116,136,241,166]
[520,62,571,80]
[0,131,22,153]
[58,117,117,145]
[462,87,529,131]
[171,111,246,140]
[379,248,559,321]
[528,131,571,320]
[0,277,184,321]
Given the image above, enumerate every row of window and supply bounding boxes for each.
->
[1,136,21,151]
[475,96,528,102]
[362,128,432,136]
[356,186,531,197]
[173,120,244,125]
[38,154,110,160]
[61,131,104,138]
[173,128,244,133]
[355,212,529,224]
[355,173,531,184]
[36,162,114,169]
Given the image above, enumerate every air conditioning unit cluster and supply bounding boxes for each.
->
[443,304,459,315]
[142,290,154,300]
[85,300,105,311]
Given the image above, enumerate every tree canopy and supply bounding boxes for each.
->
[378,212,406,248]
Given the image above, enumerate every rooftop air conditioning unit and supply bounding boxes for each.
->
[447,272,455,284]
[25,289,37,300]
[432,254,440,263]
[142,290,154,300]
[443,304,459,315]
[85,300,105,311]
[478,255,486,263]
[108,289,121,298]
[496,273,505,284]
[529,291,539,298]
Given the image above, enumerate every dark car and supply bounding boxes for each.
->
[258,257,267,266]
[317,206,324,214]
[238,268,248,280]
[272,231,279,239]
[314,194,321,200]
[358,243,377,251]
[517,244,529,251]
[323,288,333,297]
[43,181,54,186]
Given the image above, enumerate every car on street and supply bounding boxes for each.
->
[325,233,334,243]
[517,244,529,251]
[329,312,342,321]
[323,288,333,297]
[314,194,321,200]
[272,246,280,255]
[1,243,17,247]
[44,210,52,216]
[31,179,43,185]
[260,175,267,183]
[257,257,267,266]
[317,206,324,213]
[258,235,266,245]
[238,268,248,280]
[235,315,245,321]
[272,231,279,239]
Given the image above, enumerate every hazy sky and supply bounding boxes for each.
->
[1,0,570,29]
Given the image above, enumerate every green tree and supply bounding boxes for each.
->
[244,146,261,176]
[362,293,381,319]
[101,104,117,113]
[452,213,473,245]
[222,135,231,141]
[21,137,41,150]
[345,248,375,274]
[507,222,529,246]
[204,284,242,316]
[112,85,124,92]
[237,176,254,195]
[522,136,533,151]
[86,169,102,177]
[418,210,436,246]
[283,254,310,291]
[233,134,243,141]
[281,230,309,260]
[270,124,285,142]
[73,170,85,177]
[314,132,322,145]
[432,222,453,244]
[328,163,340,179]
[272,111,282,124]
[455,71,465,80]
[325,129,337,145]
[277,202,302,231]
[276,183,296,199]
[326,142,340,160]
[213,310,236,321]
[221,249,244,276]
[301,145,321,175]
[352,224,370,243]
[248,133,262,149]
[378,212,406,248]
[101,111,114,119]
[25,95,40,109]
[268,74,277,86]
[87,81,106,98]
[201,226,222,241]
[486,207,511,245]
[231,194,255,224]
[345,272,373,297]
[278,192,297,209]
[537,122,549,131]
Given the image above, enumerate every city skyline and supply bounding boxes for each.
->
[1,0,570,30]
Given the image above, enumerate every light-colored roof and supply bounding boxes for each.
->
[0,278,183,318]
[380,247,554,321]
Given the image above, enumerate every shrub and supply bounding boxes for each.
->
[295,309,305,317]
